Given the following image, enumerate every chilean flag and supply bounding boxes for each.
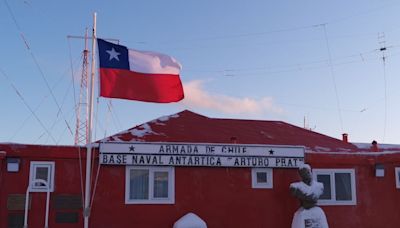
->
[97,39,184,103]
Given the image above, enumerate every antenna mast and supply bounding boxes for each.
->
[74,29,90,145]
[378,32,388,142]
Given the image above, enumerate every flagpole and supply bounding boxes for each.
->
[84,12,96,228]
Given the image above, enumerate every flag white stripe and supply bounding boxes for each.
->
[128,49,181,75]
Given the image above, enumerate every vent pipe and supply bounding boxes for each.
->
[371,140,379,152]
[342,133,348,143]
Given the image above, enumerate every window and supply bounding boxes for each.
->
[29,161,55,192]
[125,166,174,204]
[395,167,400,189]
[313,169,356,205]
[251,168,273,189]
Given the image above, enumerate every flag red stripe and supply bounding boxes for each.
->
[100,68,184,103]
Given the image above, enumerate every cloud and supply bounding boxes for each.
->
[182,80,283,115]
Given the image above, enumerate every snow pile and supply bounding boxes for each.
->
[337,148,352,152]
[173,212,207,228]
[291,207,329,228]
[151,113,180,125]
[130,123,156,137]
[353,142,400,150]
[352,143,374,149]
[109,136,125,142]
[313,146,331,152]
[260,131,274,139]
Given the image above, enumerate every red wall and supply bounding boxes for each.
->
[1,144,400,228]
[0,145,84,228]
[91,166,299,228]
[307,152,400,228]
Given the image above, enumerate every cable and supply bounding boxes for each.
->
[9,54,82,142]
[159,24,319,44]
[94,97,100,142]
[29,47,74,135]
[380,47,388,143]
[151,1,399,46]
[108,101,123,132]
[183,45,386,77]
[324,1,400,26]
[0,67,57,143]
[4,0,74,138]
[90,152,102,211]
[103,101,111,138]
[68,37,78,117]
[77,146,85,209]
[91,98,101,187]
[321,24,344,132]
[382,60,387,143]
[43,78,75,144]
[3,0,22,31]
[377,33,393,143]
[277,102,361,113]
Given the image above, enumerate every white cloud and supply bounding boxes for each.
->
[182,80,283,115]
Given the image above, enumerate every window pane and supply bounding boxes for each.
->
[35,167,49,187]
[256,172,267,183]
[335,173,352,201]
[398,170,400,183]
[153,171,168,198]
[317,174,331,200]
[130,169,149,200]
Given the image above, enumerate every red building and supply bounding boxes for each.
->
[1,110,400,227]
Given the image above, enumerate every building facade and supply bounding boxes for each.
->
[1,110,400,227]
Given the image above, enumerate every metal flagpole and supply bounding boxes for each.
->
[84,12,97,228]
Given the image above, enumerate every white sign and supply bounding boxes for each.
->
[99,142,305,168]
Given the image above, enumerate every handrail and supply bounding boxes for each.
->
[24,179,50,228]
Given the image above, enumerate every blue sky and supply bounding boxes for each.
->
[1,0,400,145]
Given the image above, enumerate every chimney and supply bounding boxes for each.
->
[371,140,379,152]
[342,133,348,143]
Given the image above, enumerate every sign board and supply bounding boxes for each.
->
[99,142,305,168]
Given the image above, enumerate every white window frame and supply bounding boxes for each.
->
[29,161,55,192]
[251,168,273,189]
[395,167,400,189]
[125,166,174,204]
[313,168,356,206]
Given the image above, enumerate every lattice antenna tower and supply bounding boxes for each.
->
[74,29,90,145]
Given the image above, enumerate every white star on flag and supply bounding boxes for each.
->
[106,48,121,61]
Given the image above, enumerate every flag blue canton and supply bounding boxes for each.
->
[97,39,129,70]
